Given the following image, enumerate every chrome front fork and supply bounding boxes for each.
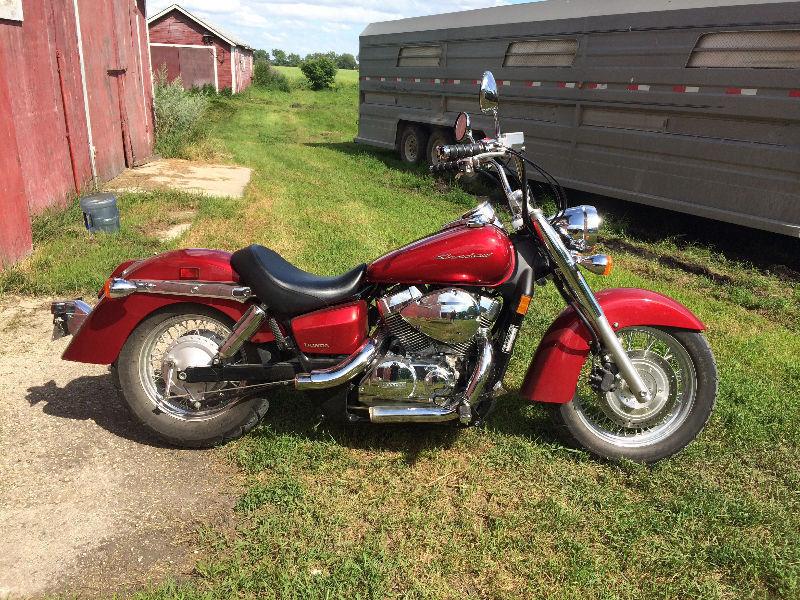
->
[531,209,653,403]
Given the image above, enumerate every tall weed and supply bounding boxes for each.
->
[253,60,291,92]
[153,67,209,158]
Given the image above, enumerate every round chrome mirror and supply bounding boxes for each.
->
[555,205,602,251]
[454,112,471,142]
[479,71,499,115]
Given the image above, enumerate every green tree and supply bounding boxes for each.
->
[286,53,301,67]
[271,49,288,66]
[336,53,358,70]
[300,56,338,90]
[252,60,290,92]
[253,49,269,63]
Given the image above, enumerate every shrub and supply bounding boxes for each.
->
[300,56,337,90]
[252,61,290,92]
[189,83,217,96]
[153,66,209,158]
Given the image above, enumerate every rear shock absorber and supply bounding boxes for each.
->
[215,305,267,361]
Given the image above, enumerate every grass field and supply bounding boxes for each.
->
[274,65,360,85]
[5,78,800,599]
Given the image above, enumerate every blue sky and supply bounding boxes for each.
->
[148,0,534,57]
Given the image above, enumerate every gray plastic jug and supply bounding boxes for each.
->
[79,193,120,234]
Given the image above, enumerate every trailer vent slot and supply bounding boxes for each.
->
[504,39,577,67]
[688,30,800,68]
[397,46,442,67]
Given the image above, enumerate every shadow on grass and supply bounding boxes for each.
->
[25,375,571,464]
[305,140,420,172]
[255,387,565,465]
[575,191,800,276]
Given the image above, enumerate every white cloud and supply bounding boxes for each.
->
[149,0,521,56]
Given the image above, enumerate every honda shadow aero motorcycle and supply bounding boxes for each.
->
[52,72,717,463]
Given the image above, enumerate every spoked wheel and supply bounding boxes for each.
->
[116,306,271,448]
[554,326,717,463]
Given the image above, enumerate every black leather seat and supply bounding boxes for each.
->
[231,245,367,318]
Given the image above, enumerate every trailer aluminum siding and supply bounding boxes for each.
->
[357,0,800,237]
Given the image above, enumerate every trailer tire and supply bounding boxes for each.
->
[427,128,455,167]
[399,124,428,164]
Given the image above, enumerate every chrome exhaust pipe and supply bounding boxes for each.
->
[369,405,458,423]
[216,305,267,361]
[295,336,383,390]
[465,334,493,406]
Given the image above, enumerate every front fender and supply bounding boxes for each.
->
[520,288,705,404]
[61,249,274,365]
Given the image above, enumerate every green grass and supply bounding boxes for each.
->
[274,65,360,85]
[0,191,240,296]
[8,78,800,599]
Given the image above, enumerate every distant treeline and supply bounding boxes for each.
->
[254,49,358,70]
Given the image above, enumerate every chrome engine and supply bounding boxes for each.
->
[357,287,501,418]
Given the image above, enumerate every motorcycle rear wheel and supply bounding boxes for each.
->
[115,305,270,448]
[553,327,717,464]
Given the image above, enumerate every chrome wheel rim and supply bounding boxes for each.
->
[404,134,419,162]
[573,327,697,448]
[138,314,246,421]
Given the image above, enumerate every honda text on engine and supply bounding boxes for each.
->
[52,72,717,463]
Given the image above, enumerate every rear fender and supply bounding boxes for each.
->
[520,288,705,404]
[62,249,275,365]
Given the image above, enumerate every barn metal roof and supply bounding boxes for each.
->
[148,4,253,50]
[361,0,795,36]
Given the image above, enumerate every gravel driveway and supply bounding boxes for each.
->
[0,297,237,598]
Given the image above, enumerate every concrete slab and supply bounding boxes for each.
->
[106,159,252,199]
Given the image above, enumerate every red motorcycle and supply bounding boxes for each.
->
[52,72,716,462]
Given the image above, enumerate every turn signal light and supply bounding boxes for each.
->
[516,295,532,315]
[578,254,613,276]
[103,277,138,299]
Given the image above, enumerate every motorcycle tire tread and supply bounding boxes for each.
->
[552,329,718,464]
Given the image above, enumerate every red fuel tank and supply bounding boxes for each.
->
[367,225,515,287]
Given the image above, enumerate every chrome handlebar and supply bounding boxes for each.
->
[431,141,526,229]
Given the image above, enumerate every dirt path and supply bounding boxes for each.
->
[0,298,237,598]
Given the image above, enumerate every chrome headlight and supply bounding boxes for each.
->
[555,206,601,251]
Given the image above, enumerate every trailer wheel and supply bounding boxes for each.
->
[427,128,455,167]
[399,124,428,164]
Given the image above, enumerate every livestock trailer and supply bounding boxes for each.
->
[356,0,800,237]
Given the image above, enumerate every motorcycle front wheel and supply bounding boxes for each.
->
[114,305,270,448]
[554,326,717,464]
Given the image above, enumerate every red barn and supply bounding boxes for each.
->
[148,5,253,94]
[0,0,154,267]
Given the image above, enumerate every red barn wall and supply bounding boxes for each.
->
[233,47,253,93]
[148,11,234,91]
[0,36,32,267]
[0,0,154,267]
